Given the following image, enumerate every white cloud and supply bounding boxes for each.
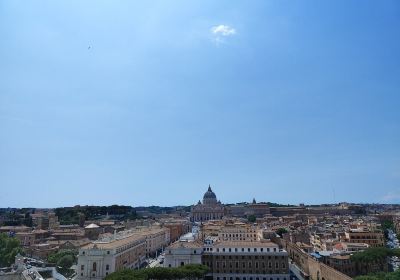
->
[211,25,236,36]
[210,25,236,45]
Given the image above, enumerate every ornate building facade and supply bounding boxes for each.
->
[191,186,225,222]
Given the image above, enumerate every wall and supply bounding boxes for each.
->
[281,240,352,280]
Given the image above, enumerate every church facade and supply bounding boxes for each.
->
[190,186,225,222]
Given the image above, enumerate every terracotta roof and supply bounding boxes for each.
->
[214,241,279,248]
[82,234,146,250]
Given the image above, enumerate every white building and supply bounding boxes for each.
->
[164,241,203,268]
[76,232,146,280]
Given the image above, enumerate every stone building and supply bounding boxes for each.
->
[191,186,225,222]
[203,240,290,280]
[164,238,290,280]
[76,232,147,280]
[164,240,203,268]
[201,220,262,242]
[343,228,384,248]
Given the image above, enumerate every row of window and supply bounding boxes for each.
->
[217,248,278,253]
[214,255,285,260]
[116,240,145,254]
[221,233,257,237]
[214,262,286,269]
[216,275,287,280]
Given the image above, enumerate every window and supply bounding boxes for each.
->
[107,251,110,254]
[82,251,85,255]
[194,250,197,254]
[181,262,184,266]
[80,273,83,276]
[93,262,97,272]
[81,265,84,270]
[106,265,109,270]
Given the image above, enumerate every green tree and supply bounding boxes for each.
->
[354,270,400,280]
[276,228,288,237]
[47,249,77,264]
[247,215,256,223]
[105,264,209,280]
[0,233,23,267]
[351,247,400,275]
[57,254,74,269]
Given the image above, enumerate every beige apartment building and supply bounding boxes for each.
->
[76,233,146,280]
[137,226,170,257]
[218,222,262,242]
[201,220,262,242]
[343,229,384,247]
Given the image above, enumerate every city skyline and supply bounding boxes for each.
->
[0,185,398,209]
[1,1,400,207]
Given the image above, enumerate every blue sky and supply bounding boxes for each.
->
[1,1,399,207]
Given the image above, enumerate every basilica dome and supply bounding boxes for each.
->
[191,185,224,222]
[203,185,217,200]
[203,185,218,205]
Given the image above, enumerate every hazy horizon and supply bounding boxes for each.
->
[1,1,400,207]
